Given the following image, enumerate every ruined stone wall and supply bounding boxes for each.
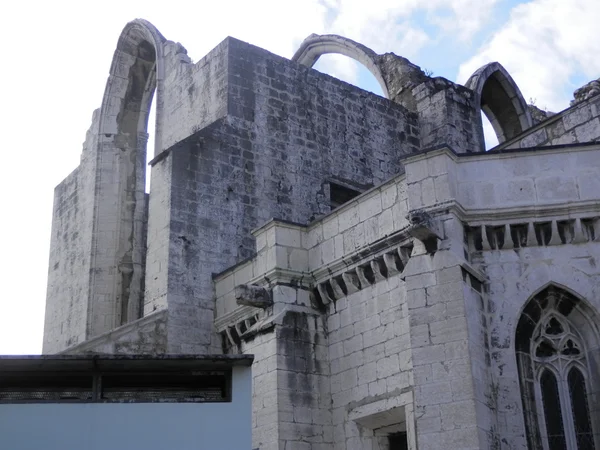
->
[158,39,229,153]
[44,108,102,353]
[224,37,420,225]
[61,310,168,355]
[414,78,482,153]
[145,37,422,354]
[44,167,88,353]
[498,93,600,149]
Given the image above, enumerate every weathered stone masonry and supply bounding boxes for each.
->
[44,19,600,450]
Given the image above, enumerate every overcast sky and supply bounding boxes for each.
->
[0,0,598,354]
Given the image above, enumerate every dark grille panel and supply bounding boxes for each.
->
[0,389,93,402]
[0,370,230,404]
[101,372,228,402]
[102,387,225,402]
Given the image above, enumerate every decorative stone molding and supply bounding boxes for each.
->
[219,309,264,354]
[314,243,413,306]
[235,284,272,309]
[215,305,263,333]
[215,221,451,344]
[407,210,443,241]
[466,216,599,252]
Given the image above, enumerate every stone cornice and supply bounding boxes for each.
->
[466,214,600,252]
[214,305,261,333]
[310,227,414,286]
[420,201,600,228]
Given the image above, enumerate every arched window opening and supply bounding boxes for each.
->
[313,54,385,97]
[569,368,595,450]
[540,369,567,449]
[516,286,599,450]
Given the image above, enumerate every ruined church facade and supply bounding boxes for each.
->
[43,19,600,450]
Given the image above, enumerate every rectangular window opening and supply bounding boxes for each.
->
[388,431,408,450]
[330,182,361,210]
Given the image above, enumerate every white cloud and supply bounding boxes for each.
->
[314,54,361,85]
[457,0,600,112]
[429,0,500,42]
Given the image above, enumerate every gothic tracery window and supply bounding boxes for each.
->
[516,286,599,450]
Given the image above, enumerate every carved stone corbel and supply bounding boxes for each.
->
[235,284,272,308]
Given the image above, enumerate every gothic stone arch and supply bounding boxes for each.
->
[88,19,166,336]
[292,34,390,99]
[466,62,533,146]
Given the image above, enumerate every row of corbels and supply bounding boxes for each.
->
[316,245,412,304]
[222,312,261,352]
[477,217,595,251]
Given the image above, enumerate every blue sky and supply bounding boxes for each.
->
[0,0,598,354]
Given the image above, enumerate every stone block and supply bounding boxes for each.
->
[288,248,309,271]
[338,205,360,233]
[535,175,578,202]
[575,117,600,141]
[323,216,339,240]
[376,354,399,379]
[357,361,377,385]
[381,184,398,209]
[378,208,394,237]
[406,159,429,184]
[418,381,453,404]
[563,105,592,131]
[498,178,536,205]
[359,194,382,222]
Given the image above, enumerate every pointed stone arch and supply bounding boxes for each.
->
[465,62,533,146]
[292,34,390,99]
[88,19,167,337]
